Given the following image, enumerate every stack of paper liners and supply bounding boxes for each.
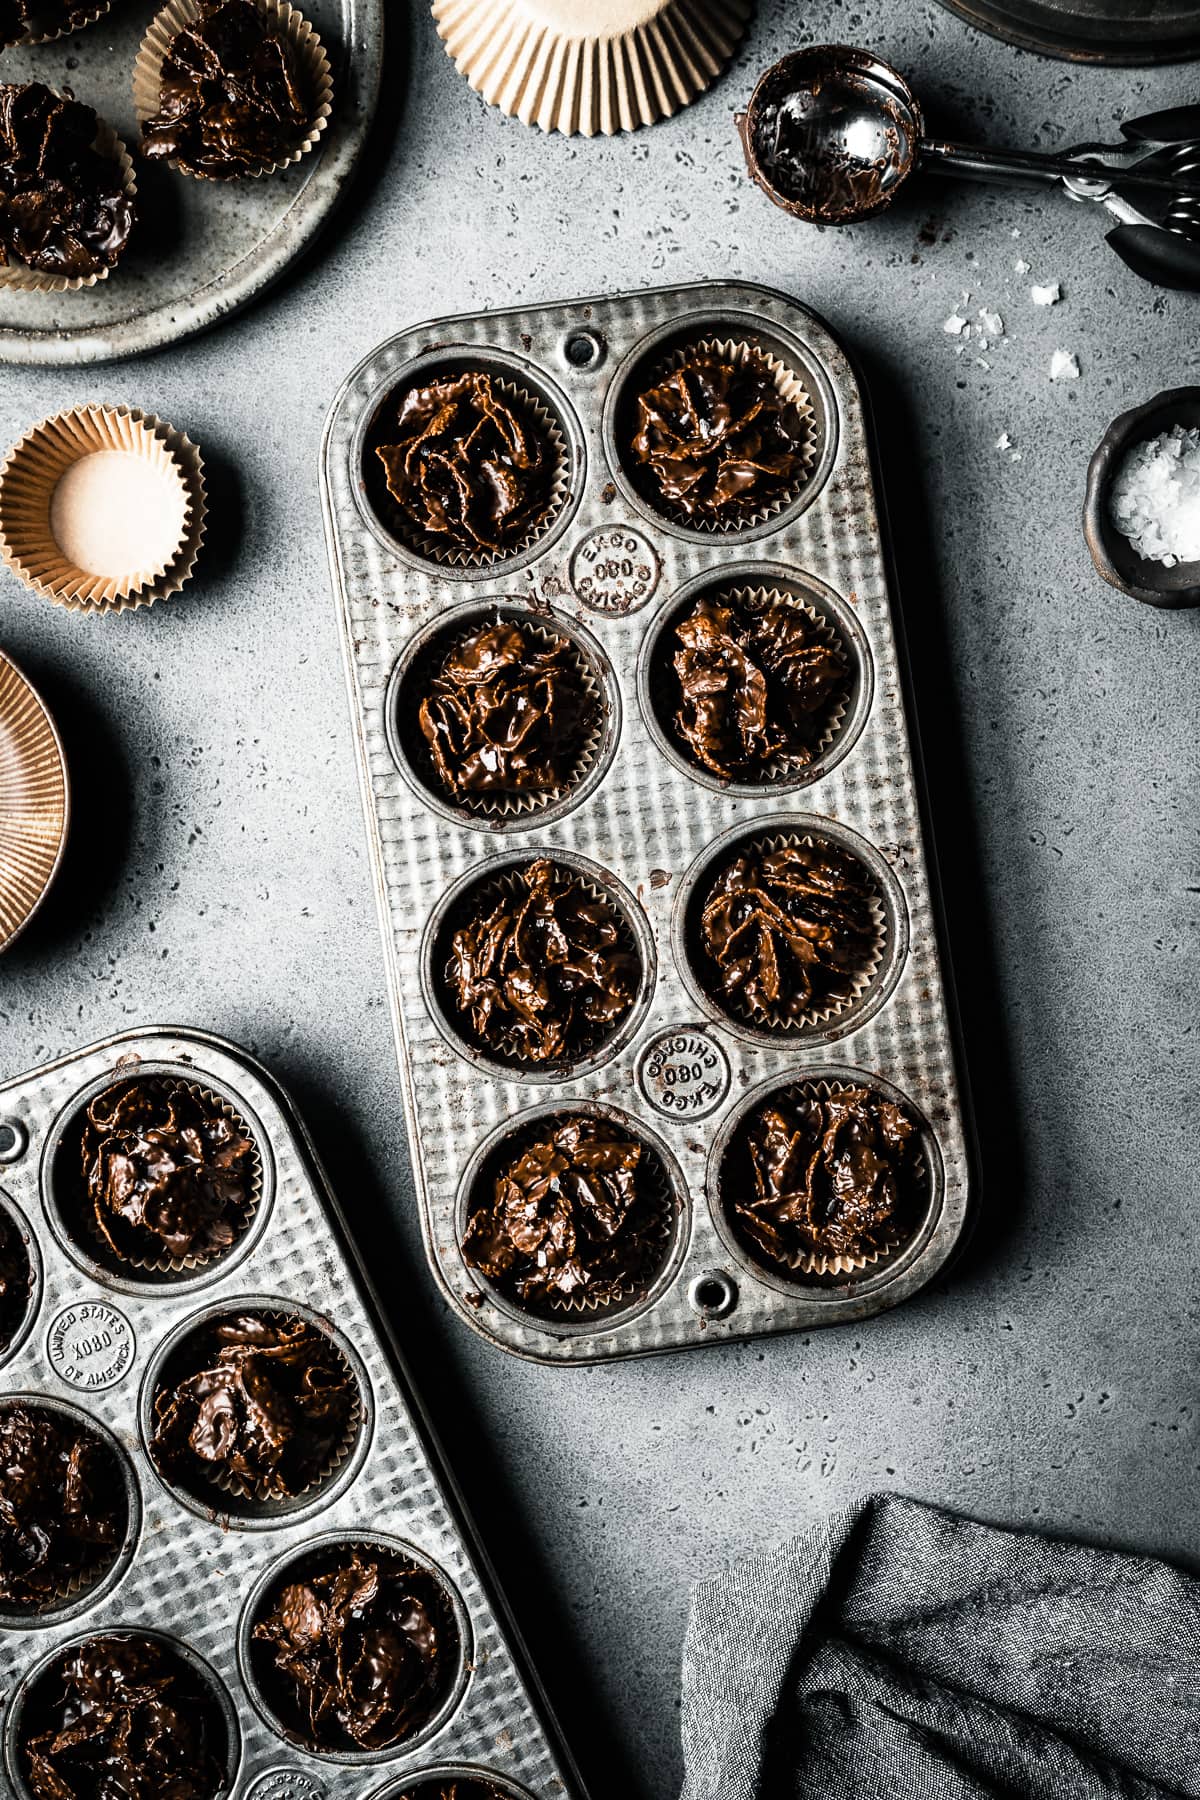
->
[431,0,751,136]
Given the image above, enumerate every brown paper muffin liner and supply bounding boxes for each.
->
[0,405,206,614]
[634,336,818,534]
[133,0,333,180]
[81,1077,263,1276]
[402,611,606,821]
[696,828,888,1035]
[0,117,135,293]
[438,861,643,1071]
[14,0,115,46]
[376,375,570,570]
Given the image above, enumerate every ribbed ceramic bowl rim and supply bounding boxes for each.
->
[672,814,910,1046]
[454,1099,691,1337]
[3,1625,240,1799]
[706,1064,946,1300]
[368,1765,537,1799]
[238,1529,473,1764]
[0,1187,41,1368]
[0,1392,142,1631]
[39,1058,276,1296]
[351,345,586,581]
[420,847,657,1084]
[137,1293,374,1531]
[384,597,622,833]
[600,309,840,544]
[635,562,873,795]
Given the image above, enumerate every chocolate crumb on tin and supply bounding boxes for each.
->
[375,371,554,557]
[0,84,134,280]
[446,857,638,1065]
[19,1632,227,1799]
[140,0,313,180]
[726,1084,920,1269]
[670,590,848,778]
[419,619,594,803]
[630,349,808,525]
[79,1076,257,1268]
[0,1404,127,1612]
[0,1206,32,1355]
[463,1115,667,1315]
[698,838,879,1024]
[150,1311,357,1504]
[251,1547,459,1752]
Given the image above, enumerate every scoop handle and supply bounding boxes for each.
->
[918,136,1200,200]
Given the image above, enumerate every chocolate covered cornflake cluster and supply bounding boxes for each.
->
[0,1205,32,1355]
[0,1403,126,1611]
[0,83,134,280]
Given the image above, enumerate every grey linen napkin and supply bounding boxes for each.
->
[679,1494,1200,1800]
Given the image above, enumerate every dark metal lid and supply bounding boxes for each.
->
[934,0,1200,64]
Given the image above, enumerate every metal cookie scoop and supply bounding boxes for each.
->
[739,45,1200,290]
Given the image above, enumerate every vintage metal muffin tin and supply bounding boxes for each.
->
[0,1026,585,1800]
[321,279,973,1365]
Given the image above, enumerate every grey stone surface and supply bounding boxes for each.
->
[1,4,1198,1796]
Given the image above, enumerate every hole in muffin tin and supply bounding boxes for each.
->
[707,1066,944,1297]
[385,599,621,831]
[602,311,839,542]
[688,1269,738,1320]
[456,1101,689,1333]
[356,346,585,579]
[369,1767,538,1800]
[239,1532,471,1765]
[421,849,656,1083]
[562,329,605,370]
[0,1119,27,1162]
[637,564,873,794]
[40,1060,275,1294]
[139,1297,373,1531]
[0,1190,39,1366]
[4,1626,240,1800]
[673,814,909,1047]
[0,1395,141,1630]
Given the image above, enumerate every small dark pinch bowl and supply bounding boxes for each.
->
[1084,386,1200,609]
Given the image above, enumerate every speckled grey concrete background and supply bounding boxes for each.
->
[1,5,1198,1796]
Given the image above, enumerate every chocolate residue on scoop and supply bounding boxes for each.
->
[20,1632,226,1800]
[728,1085,919,1267]
[419,619,594,802]
[375,371,554,556]
[251,1548,458,1752]
[0,1207,32,1355]
[140,0,313,180]
[671,590,848,778]
[0,83,134,279]
[446,857,638,1065]
[698,839,879,1022]
[0,1404,127,1612]
[630,350,808,525]
[463,1116,666,1314]
[79,1076,256,1268]
[150,1312,357,1503]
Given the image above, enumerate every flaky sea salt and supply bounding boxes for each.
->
[1031,283,1061,306]
[943,314,967,335]
[978,307,1004,337]
[1049,350,1079,381]
[1014,258,1031,274]
[1109,424,1200,567]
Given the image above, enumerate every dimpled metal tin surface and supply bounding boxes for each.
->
[321,281,973,1366]
[0,1026,580,1800]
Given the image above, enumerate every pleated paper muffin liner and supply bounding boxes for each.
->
[0,650,68,953]
[431,0,751,138]
[372,373,571,571]
[133,0,333,181]
[0,1401,136,1620]
[79,1076,264,1277]
[460,1108,679,1323]
[628,336,818,534]
[0,405,206,614]
[398,609,607,822]
[0,117,135,293]
[12,0,115,47]
[720,1077,928,1281]
[694,829,889,1035]
[435,859,645,1074]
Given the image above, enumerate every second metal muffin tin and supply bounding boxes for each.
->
[0,1027,584,1800]
[321,280,973,1365]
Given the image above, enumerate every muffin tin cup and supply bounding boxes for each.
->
[239,1530,473,1764]
[385,600,619,829]
[456,1102,689,1333]
[0,1395,141,1628]
[0,1189,40,1366]
[370,1766,537,1799]
[140,1297,372,1525]
[0,116,136,294]
[132,0,334,181]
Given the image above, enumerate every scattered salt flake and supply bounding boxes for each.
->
[1049,349,1080,381]
[1031,283,1061,305]
[978,338,989,351]
[978,307,1004,336]
[1014,258,1031,274]
[996,432,1013,451]
[1109,424,1200,566]
[943,313,967,335]
[976,358,991,370]
[1011,227,1021,238]
[1011,450,1023,462]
